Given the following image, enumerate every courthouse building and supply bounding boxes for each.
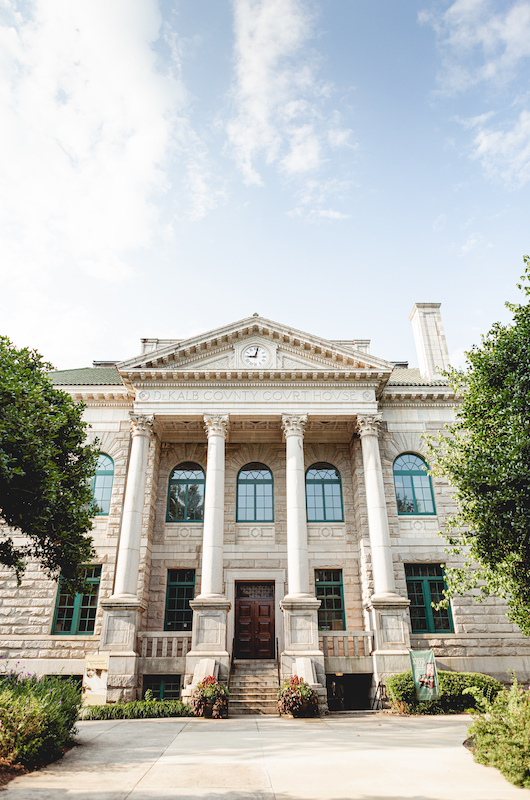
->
[1,304,529,710]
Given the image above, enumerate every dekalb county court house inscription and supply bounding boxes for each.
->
[136,388,376,404]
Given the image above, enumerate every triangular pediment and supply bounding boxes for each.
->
[118,316,393,379]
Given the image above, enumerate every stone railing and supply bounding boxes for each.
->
[319,630,373,659]
[138,631,192,659]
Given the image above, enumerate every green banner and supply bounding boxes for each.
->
[410,649,439,702]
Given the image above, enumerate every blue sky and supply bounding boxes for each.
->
[1,0,529,369]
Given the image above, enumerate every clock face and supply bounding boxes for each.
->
[242,345,269,367]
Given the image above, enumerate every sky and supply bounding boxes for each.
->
[1,0,530,370]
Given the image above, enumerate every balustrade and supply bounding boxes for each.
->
[319,630,373,659]
[138,631,192,660]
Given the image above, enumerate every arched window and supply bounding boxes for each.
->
[237,463,274,522]
[93,454,114,515]
[306,463,344,522]
[393,454,435,515]
[167,463,205,522]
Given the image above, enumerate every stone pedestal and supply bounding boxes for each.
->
[280,595,325,686]
[99,597,146,702]
[184,596,231,686]
[365,594,411,687]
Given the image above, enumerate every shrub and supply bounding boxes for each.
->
[385,670,501,715]
[277,676,319,717]
[467,677,530,789]
[190,676,229,719]
[82,696,193,720]
[0,672,82,767]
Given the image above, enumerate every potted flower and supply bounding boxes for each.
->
[190,676,229,719]
[277,676,319,717]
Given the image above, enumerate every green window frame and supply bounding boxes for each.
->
[315,569,345,630]
[236,463,274,522]
[306,463,344,522]
[52,565,101,635]
[405,564,454,633]
[164,569,195,631]
[93,454,114,516]
[142,674,181,700]
[393,453,436,515]
[167,463,205,522]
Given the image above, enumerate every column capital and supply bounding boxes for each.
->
[204,413,230,439]
[356,413,383,437]
[281,413,308,438]
[129,412,155,437]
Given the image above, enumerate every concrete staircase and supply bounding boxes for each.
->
[229,659,279,716]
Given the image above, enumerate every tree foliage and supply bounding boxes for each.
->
[0,336,97,591]
[426,256,530,634]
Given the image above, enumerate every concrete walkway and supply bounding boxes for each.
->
[5,713,530,800]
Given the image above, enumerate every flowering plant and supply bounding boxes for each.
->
[190,676,229,719]
[277,676,319,717]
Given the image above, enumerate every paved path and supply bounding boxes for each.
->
[6,713,530,800]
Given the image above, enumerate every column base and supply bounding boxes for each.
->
[185,595,231,685]
[365,593,412,687]
[280,594,325,686]
[98,599,146,703]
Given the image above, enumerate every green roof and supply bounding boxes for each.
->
[50,367,124,386]
[387,368,449,387]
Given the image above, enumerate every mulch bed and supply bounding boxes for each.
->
[0,763,28,791]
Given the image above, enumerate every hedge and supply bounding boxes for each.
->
[82,697,193,720]
[385,669,502,714]
[468,678,530,789]
[0,672,82,767]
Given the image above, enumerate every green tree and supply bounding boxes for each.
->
[0,337,98,591]
[426,256,530,634]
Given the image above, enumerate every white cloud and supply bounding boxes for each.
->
[0,0,225,364]
[421,0,530,94]
[461,232,482,254]
[226,0,354,187]
[470,109,530,184]
[433,213,446,231]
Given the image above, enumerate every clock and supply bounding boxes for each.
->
[242,345,269,367]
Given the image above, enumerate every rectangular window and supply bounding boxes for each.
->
[52,566,101,635]
[142,674,181,700]
[164,569,195,631]
[405,564,454,633]
[315,569,345,631]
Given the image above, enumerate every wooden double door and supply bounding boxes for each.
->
[235,582,275,659]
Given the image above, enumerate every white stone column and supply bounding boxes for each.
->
[111,413,154,601]
[185,413,231,685]
[279,413,324,695]
[357,414,411,681]
[281,413,311,598]
[198,413,229,598]
[357,414,397,599]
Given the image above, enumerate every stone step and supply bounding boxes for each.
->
[230,678,278,691]
[228,700,278,714]
[230,689,278,697]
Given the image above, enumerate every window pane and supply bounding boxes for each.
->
[395,476,415,514]
[407,580,428,632]
[315,569,344,630]
[165,570,195,631]
[412,475,435,514]
[237,464,274,522]
[93,454,114,515]
[53,566,100,635]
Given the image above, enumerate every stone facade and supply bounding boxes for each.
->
[0,308,529,705]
